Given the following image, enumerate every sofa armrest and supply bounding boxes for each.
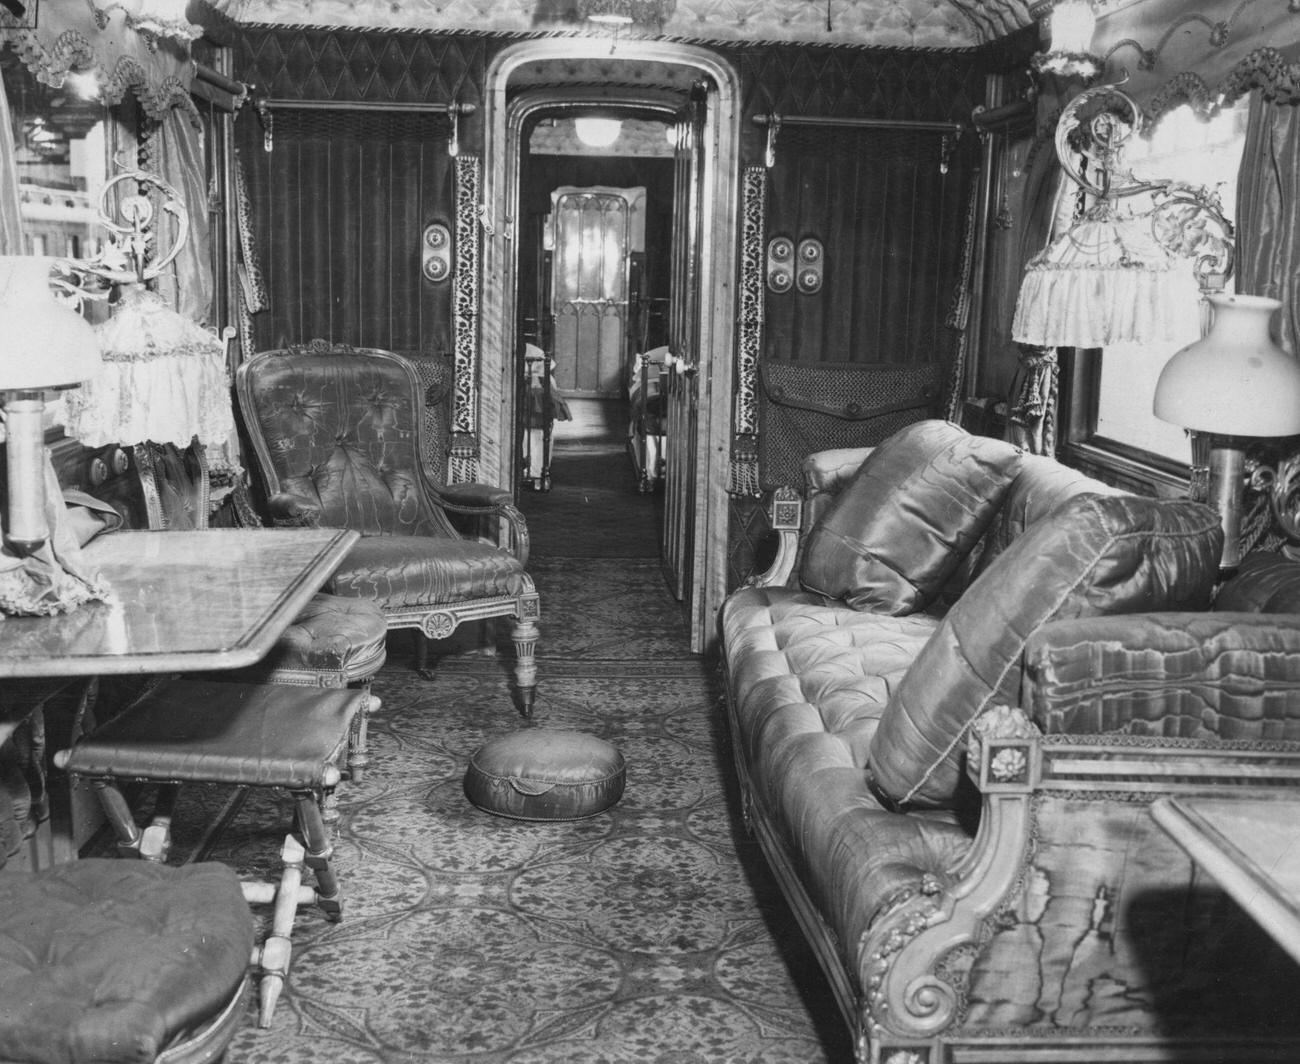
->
[267,490,323,528]
[860,703,1300,1047]
[802,446,875,495]
[745,487,803,588]
[1022,612,1300,738]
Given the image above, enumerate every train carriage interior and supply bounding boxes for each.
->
[3,1,1300,1062]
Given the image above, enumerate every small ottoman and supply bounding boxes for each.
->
[0,859,254,1063]
[465,729,626,820]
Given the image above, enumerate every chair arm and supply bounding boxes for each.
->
[266,491,323,528]
[430,484,531,568]
[1022,612,1300,738]
[431,482,513,509]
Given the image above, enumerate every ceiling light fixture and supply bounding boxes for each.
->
[576,0,675,29]
[574,116,623,148]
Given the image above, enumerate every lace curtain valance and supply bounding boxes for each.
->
[0,3,197,123]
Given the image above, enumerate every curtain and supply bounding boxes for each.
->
[1235,94,1300,355]
[0,78,22,255]
[148,108,214,324]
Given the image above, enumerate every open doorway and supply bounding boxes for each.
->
[481,40,739,652]
[516,110,675,494]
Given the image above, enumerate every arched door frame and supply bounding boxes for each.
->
[480,38,741,652]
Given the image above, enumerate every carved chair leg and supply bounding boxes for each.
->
[243,833,308,1029]
[140,782,182,862]
[413,630,435,680]
[346,688,380,784]
[512,615,540,717]
[88,778,143,856]
[292,789,342,921]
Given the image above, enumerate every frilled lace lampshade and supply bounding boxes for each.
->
[1011,204,1202,348]
[63,284,237,452]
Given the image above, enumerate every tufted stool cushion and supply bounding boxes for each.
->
[218,591,388,683]
[465,730,625,820]
[0,859,254,1064]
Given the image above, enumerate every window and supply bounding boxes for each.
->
[1071,96,1250,471]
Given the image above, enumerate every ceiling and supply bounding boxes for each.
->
[209,0,1040,51]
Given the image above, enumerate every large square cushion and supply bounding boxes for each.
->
[799,420,1023,615]
[867,493,1223,809]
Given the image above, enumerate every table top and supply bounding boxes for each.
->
[0,528,359,678]
[1152,795,1300,967]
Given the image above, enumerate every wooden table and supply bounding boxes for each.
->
[0,528,359,677]
[1152,795,1300,967]
[0,527,360,867]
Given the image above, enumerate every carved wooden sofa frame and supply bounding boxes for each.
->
[725,443,1300,1064]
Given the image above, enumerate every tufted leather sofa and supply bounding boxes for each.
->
[720,424,1300,1064]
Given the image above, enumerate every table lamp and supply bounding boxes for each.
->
[0,256,100,556]
[1154,293,1300,571]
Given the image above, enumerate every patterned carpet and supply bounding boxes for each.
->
[156,431,850,1062]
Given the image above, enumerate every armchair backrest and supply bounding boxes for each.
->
[235,345,457,539]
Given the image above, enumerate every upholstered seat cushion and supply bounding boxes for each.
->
[60,679,365,789]
[868,494,1224,810]
[0,859,253,1064]
[217,592,388,683]
[330,536,531,611]
[719,584,971,950]
[465,730,626,820]
[799,421,1023,615]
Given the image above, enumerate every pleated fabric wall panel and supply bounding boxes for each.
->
[240,108,456,355]
[731,43,984,370]
[762,124,979,368]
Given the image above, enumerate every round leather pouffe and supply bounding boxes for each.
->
[465,729,626,821]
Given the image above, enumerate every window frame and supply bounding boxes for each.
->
[1058,345,1192,495]
[1051,97,1250,495]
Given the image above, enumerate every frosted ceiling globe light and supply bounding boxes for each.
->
[575,117,623,148]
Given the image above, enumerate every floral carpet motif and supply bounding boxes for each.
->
[190,438,850,1063]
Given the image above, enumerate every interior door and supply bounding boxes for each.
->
[549,187,637,398]
[661,96,705,602]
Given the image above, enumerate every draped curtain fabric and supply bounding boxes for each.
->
[1001,87,1077,457]
[762,124,978,368]
[147,108,214,325]
[0,79,22,255]
[1234,93,1300,555]
[239,107,456,353]
[0,4,196,122]
[1235,95,1300,355]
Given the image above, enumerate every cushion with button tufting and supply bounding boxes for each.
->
[0,859,254,1064]
[465,730,625,820]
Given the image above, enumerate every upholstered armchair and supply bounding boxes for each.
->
[235,343,540,714]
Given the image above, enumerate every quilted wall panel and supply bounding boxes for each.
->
[234,28,492,147]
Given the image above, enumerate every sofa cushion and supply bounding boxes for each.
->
[1214,550,1300,613]
[798,420,1023,615]
[330,535,532,610]
[867,493,1223,809]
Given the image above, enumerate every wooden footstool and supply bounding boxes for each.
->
[56,678,367,1028]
